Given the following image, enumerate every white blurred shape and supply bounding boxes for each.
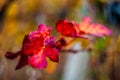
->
[62,43,89,80]
[26,68,41,80]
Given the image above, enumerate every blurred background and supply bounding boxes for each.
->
[0,0,120,80]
